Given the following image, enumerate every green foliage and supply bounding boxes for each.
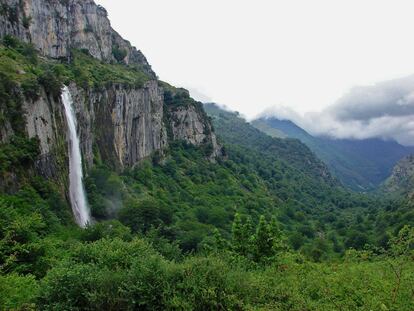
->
[3,34,19,48]
[21,77,40,100]
[0,186,70,277]
[254,215,274,260]
[0,38,150,103]
[0,136,39,173]
[0,72,26,134]
[81,220,132,242]
[0,273,38,310]
[231,213,252,256]
[22,14,32,29]
[67,49,150,88]
[4,233,410,310]
[38,68,62,98]
[119,199,171,234]
[112,46,127,62]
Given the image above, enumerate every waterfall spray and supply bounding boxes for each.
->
[61,86,91,227]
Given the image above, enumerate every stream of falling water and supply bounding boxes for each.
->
[61,86,91,227]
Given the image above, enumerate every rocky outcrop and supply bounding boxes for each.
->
[383,155,414,200]
[169,104,222,159]
[0,0,154,77]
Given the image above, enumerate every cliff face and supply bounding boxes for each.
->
[0,0,221,182]
[168,105,221,159]
[23,81,220,174]
[0,0,154,76]
[68,81,168,170]
[383,155,414,200]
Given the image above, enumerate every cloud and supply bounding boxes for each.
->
[187,87,213,103]
[261,75,414,146]
[254,106,302,123]
[329,75,414,121]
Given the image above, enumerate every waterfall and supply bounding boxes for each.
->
[61,86,91,227]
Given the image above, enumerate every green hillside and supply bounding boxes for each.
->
[252,118,414,191]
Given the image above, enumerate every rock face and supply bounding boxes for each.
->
[169,105,222,159]
[68,81,168,170]
[22,80,220,178]
[23,87,67,179]
[0,0,154,77]
[0,0,221,179]
[383,155,414,200]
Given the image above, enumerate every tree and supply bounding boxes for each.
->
[387,225,414,304]
[345,231,369,250]
[289,232,305,250]
[212,228,228,251]
[254,216,273,261]
[269,216,287,253]
[231,213,253,256]
[112,47,127,63]
[118,199,162,233]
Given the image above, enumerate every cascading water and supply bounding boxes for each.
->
[61,86,91,227]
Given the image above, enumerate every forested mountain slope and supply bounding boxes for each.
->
[252,117,414,191]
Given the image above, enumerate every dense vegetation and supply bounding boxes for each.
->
[0,35,150,97]
[0,37,413,310]
[204,104,414,251]
[1,185,413,310]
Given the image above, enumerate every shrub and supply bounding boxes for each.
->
[0,274,39,310]
[38,69,61,98]
[112,46,127,63]
[22,14,32,29]
[21,78,40,100]
[118,199,168,233]
[3,34,19,48]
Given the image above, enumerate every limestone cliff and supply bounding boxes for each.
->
[0,0,154,76]
[383,155,414,200]
[0,0,221,183]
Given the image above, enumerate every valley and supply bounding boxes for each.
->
[0,0,413,310]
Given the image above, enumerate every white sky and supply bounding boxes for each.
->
[96,0,414,119]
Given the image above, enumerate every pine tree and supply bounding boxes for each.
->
[269,216,287,254]
[254,215,273,261]
[232,213,249,255]
[212,228,227,250]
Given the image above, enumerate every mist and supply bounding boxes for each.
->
[258,75,414,146]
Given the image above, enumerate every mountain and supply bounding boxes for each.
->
[204,104,338,188]
[383,155,414,200]
[252,117,414,191]
[0,0,221,193]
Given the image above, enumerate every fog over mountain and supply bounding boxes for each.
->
[259,75,414,146]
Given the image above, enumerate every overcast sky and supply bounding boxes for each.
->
[96,0,414,145]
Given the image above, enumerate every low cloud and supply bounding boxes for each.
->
[256,106,303,124]
[187,87,213,103]
[261,75,414,146]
